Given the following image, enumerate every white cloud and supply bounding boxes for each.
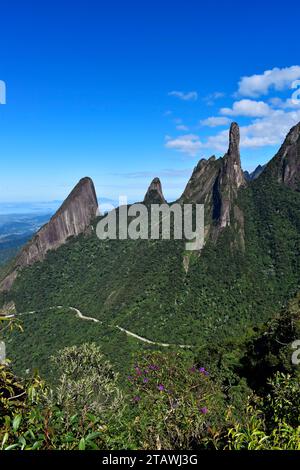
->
[220,99,271,117]
[165,134,203,156]
[238,66,300,97]
[200,116,231,127]
[176,124,189,131]
[203,91,225,106]
[166,109,300,156]
[269,97,300,110]
[240,109,300,147]
[168,90,198,101]
[164,67,300,158]
[207,109,300,151]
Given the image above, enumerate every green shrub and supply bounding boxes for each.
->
[48,343,123,417]
[226,373,300,450]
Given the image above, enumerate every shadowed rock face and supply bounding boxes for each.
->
[264,122,300,190]
[179,156,220,205]
[0,177,98,291]
[143,177,167,205]
[179,122,246,241]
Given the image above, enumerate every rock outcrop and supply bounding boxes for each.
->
[244,164,266,181]
[264,122,300,190]
[143,177,167,205]
[0,177,99,291]
[179,122,246,241]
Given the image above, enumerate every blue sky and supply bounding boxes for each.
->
[1,0,300,208]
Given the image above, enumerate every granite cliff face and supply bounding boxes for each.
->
[264,122,300,190]
[179,122,246,241]
[0,177,98,291]
[143,177,167,205]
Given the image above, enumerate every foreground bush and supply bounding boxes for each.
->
[48,343,122,417]
[0,341,120,450]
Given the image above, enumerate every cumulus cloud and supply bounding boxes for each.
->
[240,109,300,147]
[166,109,300,156]
[238,66,300,97]
[200,116,231,127]
[220,99,272,117]
[165,134,203,156]
[164,67,300,158]
[207,109,300,151]
[168,90,198,101]
[269,96,300,110]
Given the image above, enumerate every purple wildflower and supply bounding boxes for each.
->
[189,366,196,373]
[200,407,208,414]
[199,367,206,373]
[133,396,141,402]
[143,377,149,383]
[158,384,165,392]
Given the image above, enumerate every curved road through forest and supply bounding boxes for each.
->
[5,306,192,349]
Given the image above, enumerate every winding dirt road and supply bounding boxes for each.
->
[5,306,192,349]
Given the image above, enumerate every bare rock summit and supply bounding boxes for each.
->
[0,177,99,291]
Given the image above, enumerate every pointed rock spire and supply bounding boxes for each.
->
[0,177,99,291]
[218,123,246,228]
[223,122,245,189]
[228,122,240,157]
[143,177,167,205]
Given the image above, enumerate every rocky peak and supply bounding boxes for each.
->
[264,122,300,190]
[244,164,267,181]
[143,177,167,205]
[179,156,221,205]
[0,177,99,291]
[178,123,246,246]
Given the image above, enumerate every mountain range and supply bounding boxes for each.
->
[1,121,300,379]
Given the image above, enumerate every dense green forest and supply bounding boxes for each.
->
[3,177,300,352]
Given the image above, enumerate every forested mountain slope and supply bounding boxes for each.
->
[1,123,300,355]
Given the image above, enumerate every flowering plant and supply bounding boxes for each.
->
[124,351,224,449]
